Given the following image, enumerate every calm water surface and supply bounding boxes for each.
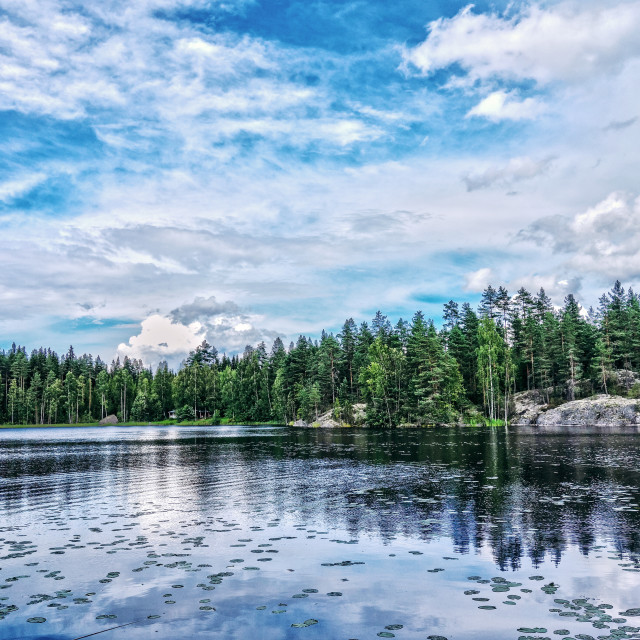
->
[1,425,640,640]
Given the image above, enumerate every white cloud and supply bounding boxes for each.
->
[464,267,494,292]
[0,0,389,152]
[466,90,546,121]
[570,191,630,234]
[403,2,640,85]
[518,191,640,282]
[117,296,281,368]
[463,155,554,191]
[502,274,582,303]
[0,172,46,201]
[116,314,205,368]
[108,248,195,275]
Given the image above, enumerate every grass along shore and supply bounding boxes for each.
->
[0,418,284,429]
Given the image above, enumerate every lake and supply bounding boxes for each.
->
[1,425,640,640]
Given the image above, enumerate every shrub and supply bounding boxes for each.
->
[176,405,195,421]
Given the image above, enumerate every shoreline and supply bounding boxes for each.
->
[0,420,285,430]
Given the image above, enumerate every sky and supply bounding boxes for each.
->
[1,0,639,368]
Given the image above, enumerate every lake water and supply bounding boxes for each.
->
[1,425,640,640]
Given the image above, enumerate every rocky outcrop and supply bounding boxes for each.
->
[313,416,341,428]
[536,395,640,426]
[293,403,368,428]
[511,393,640,426]
[512,390,549,425]
[99,414,118,425]
[352,403,366,425]
[310,409,342,428]
[616,369,640,391]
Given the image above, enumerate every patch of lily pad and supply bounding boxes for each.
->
[291,619,318,628]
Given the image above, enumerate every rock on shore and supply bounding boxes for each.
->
[512,393,640,426]
[293,403,367,428]
[511,390,548,425]
[99,414,118,425]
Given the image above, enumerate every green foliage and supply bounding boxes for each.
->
[176,404,195,421]
[130,378,160,421]
[477,317,513,422]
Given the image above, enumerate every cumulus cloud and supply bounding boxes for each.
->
[518,192,640,281]
[463,155,554,191]
[403,2,640,85]
[466,91,546,121]
[116,314,205,368]
[117,296,281,368]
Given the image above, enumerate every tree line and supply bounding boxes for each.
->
[1,280,639,426]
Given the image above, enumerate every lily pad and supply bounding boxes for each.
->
[292,619,318,628]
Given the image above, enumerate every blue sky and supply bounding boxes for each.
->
[1,0,639,367]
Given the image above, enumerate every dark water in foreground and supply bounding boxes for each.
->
[1,426,640,640]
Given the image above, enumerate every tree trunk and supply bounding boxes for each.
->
[488,350,495,422]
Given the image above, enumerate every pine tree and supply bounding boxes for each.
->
[412,323,464,424]
[458,303,480,402]
[442,300,460,330]
[317,332,341,406]
[479,285,499,320]
[361,337,406,427]
[338,319,357,400]
[371,310,392,340]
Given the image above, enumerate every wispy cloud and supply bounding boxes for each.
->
[603,116,638,132]
[463,155,555,191]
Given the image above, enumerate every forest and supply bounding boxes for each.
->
[1,281,639,427]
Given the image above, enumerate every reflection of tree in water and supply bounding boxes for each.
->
[2,426,640,569]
